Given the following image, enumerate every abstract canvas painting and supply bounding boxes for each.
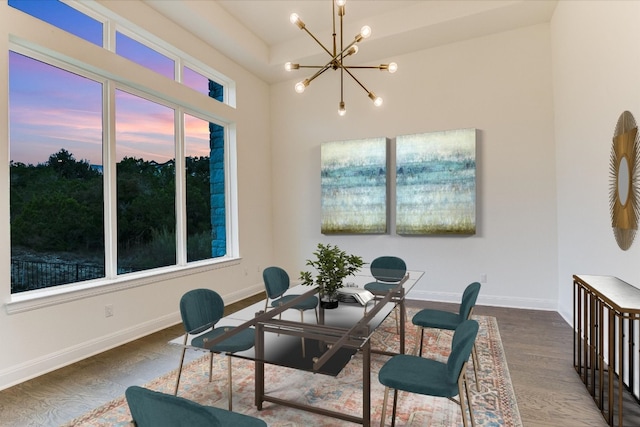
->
[321,137,388,234]
[396,129,476,234]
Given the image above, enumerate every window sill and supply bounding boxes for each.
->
[5,257,241,314]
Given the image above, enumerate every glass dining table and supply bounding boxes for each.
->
[170,269,424,427]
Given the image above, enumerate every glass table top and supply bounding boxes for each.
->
[170,270,424,376]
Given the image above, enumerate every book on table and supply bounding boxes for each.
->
[337,287,375,306]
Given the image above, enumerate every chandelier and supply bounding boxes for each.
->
[285,0,397,116]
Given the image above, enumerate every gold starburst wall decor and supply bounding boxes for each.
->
[610,110,640,250]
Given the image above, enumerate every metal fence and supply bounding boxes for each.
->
[11,259,105,293]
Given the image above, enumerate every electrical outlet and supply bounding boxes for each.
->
[105,304,114,317]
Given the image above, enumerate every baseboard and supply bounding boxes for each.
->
[0,312,183,391]
[0,283,267,391]
[407,289,558,311]
[223,283,265,305]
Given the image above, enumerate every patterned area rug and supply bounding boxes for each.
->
[63,309,521,426]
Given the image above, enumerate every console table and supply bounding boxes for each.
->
[573,274,640,426]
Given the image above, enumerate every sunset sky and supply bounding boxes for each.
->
[9,0,212,166]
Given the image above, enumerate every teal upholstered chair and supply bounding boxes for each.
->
[174,289,255,411]
[126,385,266,427]
[412,281,481,389]
[263,266,318,357]
[363,256,407,293]
[378,319,479,427]
[363,256,407,332]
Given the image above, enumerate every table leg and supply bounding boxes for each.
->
[399,297,406,355]
[363,339,371,427]
[255,322,264,410]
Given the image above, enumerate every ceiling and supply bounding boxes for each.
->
[144,0,558,84]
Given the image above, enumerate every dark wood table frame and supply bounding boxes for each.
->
[574,274,640,426]
[201,274,410,427]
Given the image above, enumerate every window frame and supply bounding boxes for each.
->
[6,6,240,313]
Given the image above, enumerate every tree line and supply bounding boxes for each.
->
[10,149,213,264]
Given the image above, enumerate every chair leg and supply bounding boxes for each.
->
[314,307,319,323]
[227,355,233,411]
[471,344,480,390]
[300,310,306,358]
[393,306,399,334]
[458,371,475,427]
[380,386,390,427]
[413,327,424,356]
[209,352,214,382]
[174,346,187,395]
[465,375,476,427]
[457,380,469,427]
[391,389,398,427]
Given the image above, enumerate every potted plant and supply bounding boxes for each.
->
[300,243,364,309]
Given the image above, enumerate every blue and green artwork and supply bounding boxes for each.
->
[321,138,388,234]
[396,129,476,234]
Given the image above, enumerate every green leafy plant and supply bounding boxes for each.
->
[300,243,364,300]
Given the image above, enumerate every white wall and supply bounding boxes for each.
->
[270,24,559,310]
[0,1,273,390]
[552,0,640,321]
[6,0,637,391]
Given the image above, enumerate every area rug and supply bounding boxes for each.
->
[63,309,521,426]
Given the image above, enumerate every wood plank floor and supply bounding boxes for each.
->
[0,296,608,426]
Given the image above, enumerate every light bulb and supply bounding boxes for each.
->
[338,102,346,116]
[346,45,359,57]
[285,62,292,71]
[290,13,305,29]
[295,80,307,93]
[369,92,383,106]
[388,62,398,73]
[360,25,372,39]
[336,0,346,7]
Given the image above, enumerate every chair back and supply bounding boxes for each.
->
[458,282,481,322]
[126,385,222,427]
[446,319,479,384]
[263,266,290,299]
[179,289,225,335]
[370,256,407,283]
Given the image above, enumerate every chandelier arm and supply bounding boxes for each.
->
[339,0,344,105]
[302,27,334,57]
[341,66,373,95]
[305,63,334,86]
[301,38,360,85]
[344,65,388,70]
[332,0,337,57]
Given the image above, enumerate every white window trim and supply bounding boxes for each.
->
[5,257,241,314]
[6,4,241,309]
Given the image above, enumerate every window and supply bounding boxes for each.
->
[9,49,232,293]
[8,1,236,296]
[116,31,175,80]
[115,91,176,272]
[9,0,235,294]
[9,52,105,293]
[185,115,226,261]
[9,0,227,101]
[8,0,103,46]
